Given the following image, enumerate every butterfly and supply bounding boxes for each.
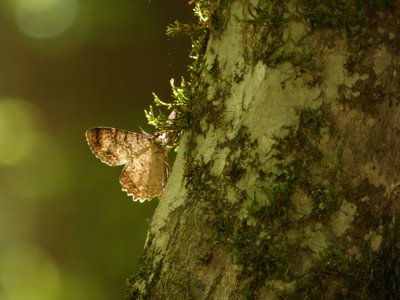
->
[85,127,168,202]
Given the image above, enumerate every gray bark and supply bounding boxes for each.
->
[127,1,400,299]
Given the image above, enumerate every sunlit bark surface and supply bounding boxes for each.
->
[128,1,400,299]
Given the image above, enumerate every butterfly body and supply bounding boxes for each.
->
[85,127,168,202]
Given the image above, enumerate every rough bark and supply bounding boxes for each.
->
[127,0,400,299]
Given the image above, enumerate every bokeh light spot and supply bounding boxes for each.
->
[0,98,42,166]
[9,134,75,199]
[0,242,61,300]
[15,0,79,39]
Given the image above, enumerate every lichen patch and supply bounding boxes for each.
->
[331,199,357,237]
[364,230,382,252]
[373,44,392,75]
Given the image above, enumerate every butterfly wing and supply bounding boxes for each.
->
[86,127,168,201]
[120,143,168,202]
[85,127,152,166]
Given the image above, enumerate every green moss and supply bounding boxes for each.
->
[183,130,292,296]
[210,192,298,298]
[147,0,397,147]
[209,56,221,81]
[145,1,212,149]
[239,1,326,85]
[135,0,399,298]
[126,240,163,300]
[241,0,289,66]
[272,107,340,220]
[337,68,389,116]
[220,128,256,183]
[281,226,400,299]
[239,0,396,81]
[146,0,396,146]
[145,77,195,149]
[181,96,400,298]
[180,105,340,297]
[298,0,395,30]
[207,0,232,34]
[297,0,396,73]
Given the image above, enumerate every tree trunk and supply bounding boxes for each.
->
[127,0,400,299]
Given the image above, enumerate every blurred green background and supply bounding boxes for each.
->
[0,1,193,299]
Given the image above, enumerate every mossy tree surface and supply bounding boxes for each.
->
[127,0,400,299]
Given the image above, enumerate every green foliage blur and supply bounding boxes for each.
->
[0,1,193,299]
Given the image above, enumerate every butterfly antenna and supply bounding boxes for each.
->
[139,127,152,137]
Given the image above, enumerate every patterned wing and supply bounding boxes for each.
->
[85,127,152,166]
[119,143,168,202]
[86,127,168,201]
